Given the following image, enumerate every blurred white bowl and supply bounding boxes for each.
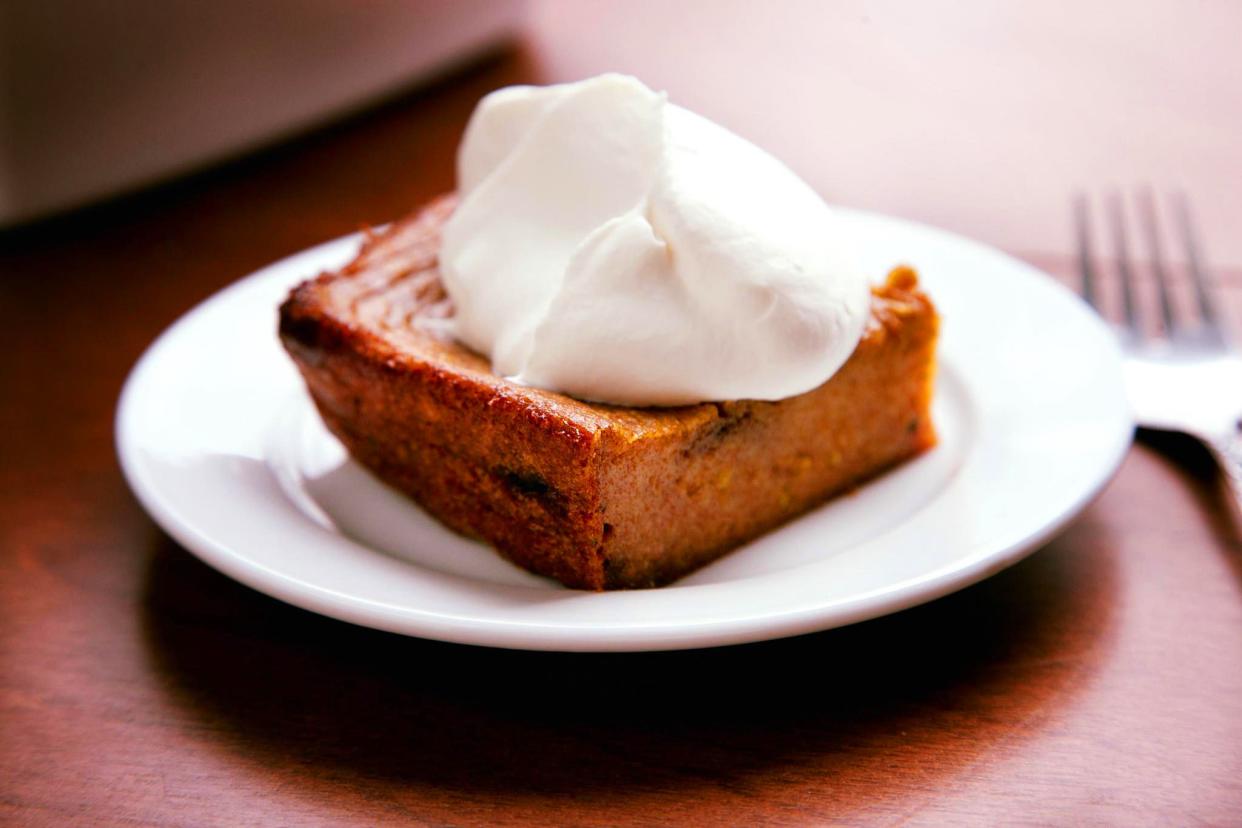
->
[0,0,525,226]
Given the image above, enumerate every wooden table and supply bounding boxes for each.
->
[4,23,1241,828]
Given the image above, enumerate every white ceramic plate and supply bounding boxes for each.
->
[117,209,1133,652]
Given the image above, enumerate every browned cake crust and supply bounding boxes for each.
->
[279,195,939,589]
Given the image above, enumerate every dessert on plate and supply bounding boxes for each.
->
[279,74,938,590]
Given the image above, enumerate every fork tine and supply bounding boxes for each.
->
[1073,193,1100,312]
[1137,188,1178,336]
[1106,191,1140,334]
[1171,191,1222,337]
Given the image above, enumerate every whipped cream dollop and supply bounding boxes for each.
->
[440,74,870,406]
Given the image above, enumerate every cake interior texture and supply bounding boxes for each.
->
[279,195,939,589]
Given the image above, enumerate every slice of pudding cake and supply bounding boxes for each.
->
[279,196,938,589]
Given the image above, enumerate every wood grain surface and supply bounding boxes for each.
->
[4,22,1242,828]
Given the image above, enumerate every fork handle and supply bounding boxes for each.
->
[1209,430,1242,520]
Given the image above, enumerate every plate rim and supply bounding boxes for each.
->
[116,208,1134,652]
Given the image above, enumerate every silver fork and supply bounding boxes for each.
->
[1074,190,1242,514]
